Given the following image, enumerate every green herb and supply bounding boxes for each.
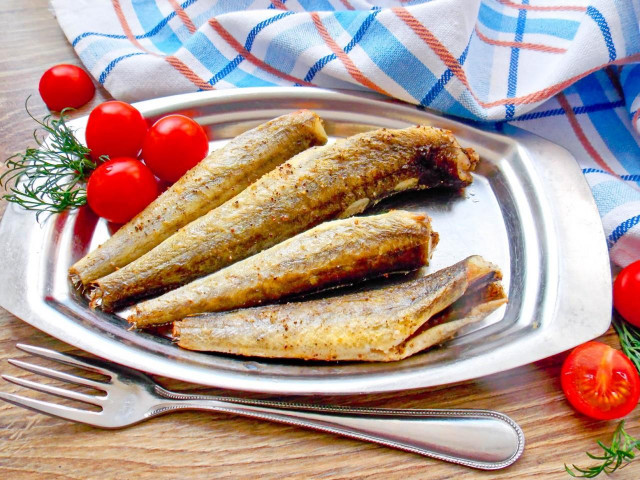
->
[565,317,640,478]
[0,99,103,219]
[565,421,640,477]
[613,316,640,374]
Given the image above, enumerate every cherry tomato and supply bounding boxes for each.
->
[86,157,159,224]
[614,260,640,327]
[39,64,95,111]
[85,101,147,160]
[141,114,209,183]
[561,341,640,420]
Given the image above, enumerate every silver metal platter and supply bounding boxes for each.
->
[0,87,612,395]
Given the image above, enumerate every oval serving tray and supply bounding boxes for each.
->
[0,87,611,395]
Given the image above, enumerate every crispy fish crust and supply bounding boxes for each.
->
[173,256,507,361]
[129,210,439,327]
[91,125,478,310]
[69,110,327,286]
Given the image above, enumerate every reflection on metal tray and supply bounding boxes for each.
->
[0,87,611,394]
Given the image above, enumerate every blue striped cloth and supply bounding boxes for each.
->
[51,0,640,267]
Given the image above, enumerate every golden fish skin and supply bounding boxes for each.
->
[173,256,507,362]
[69,110,327,286]
[129,210,438,327]
[91,125,478,310]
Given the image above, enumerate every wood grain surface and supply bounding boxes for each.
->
[1,2,638,479]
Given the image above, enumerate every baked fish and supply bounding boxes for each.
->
[129,210,438,327]
[91,125,478,310]
[173,256,507,361]
[69,110,327,286]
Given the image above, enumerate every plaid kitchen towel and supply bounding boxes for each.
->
[51,0,640,267]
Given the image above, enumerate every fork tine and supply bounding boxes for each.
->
[8,359,108,391]
[0,390,102,426]
[2,374,105,406]
[16,344,112,377]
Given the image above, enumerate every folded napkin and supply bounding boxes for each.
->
[51,0,640,267]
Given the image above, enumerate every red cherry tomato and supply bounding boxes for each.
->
[86,157,159,224]
[85,101,147,160]
[614,260,640,327]
[39,64,95,111]
[561,341,640,420]
[141,114,209,183]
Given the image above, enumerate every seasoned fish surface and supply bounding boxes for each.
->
[130,210,438,327]
[173,256,507,362]
[69,110,327,286]
[91,125,478,310]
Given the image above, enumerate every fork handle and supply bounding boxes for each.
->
[151,397,524,470]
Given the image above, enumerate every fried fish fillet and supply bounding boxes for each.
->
[91,125,478,310]
[69,110,327,286]
[173,256,507,361]
[129,210,438,327]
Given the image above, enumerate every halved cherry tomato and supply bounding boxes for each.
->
[86,157,159,224]
[85,101,147,160]
[614,260,640,328]
[39,64,95,112]
[561,341,640,420]
[141,114,209,183]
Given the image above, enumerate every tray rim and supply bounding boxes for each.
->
[0,87,612,394]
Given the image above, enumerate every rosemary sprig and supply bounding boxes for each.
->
[0,99,103,219]
[564,317,640,477]
[613,315,640,374]
[565,421,640,477]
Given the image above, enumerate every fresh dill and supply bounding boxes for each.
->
[0,99,103,219]
[565,421,640,477]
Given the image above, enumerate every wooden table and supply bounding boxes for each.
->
[1,2,638,479]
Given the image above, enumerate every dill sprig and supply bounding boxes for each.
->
[0,99,103,219]
[565,421,640,477]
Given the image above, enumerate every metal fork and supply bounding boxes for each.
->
[0,344,524,470]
